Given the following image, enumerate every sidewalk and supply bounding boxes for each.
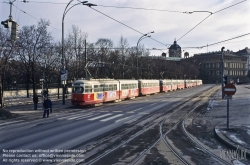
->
[213,84,250,157]
[0,98,73,126]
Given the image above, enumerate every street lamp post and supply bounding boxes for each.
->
[62,0,96,105]
[221,47,225,99]
[136,31,154,79]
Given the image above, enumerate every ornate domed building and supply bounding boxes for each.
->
[169,40,181,58]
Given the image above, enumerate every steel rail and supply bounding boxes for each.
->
[181,118,231,165]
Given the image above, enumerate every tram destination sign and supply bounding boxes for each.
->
[224,84,236,96]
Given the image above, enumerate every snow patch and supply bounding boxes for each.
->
[247,129,250,136]
[229,134,246,145]
[232,160,246,165]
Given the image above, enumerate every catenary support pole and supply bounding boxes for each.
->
[227,98,229,129]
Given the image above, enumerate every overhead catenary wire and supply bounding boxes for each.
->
[2,0,248,50]
[89,7,169,47]
[11,3,61,32]
[177,0,247,41]
[4,1,170,47]
[181,32,250,49]
[4,0,193,14]
[200,32,250,48]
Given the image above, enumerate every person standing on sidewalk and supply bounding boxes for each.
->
[49,97,52,113]
[43,96,51,118]
[33,93,38,110]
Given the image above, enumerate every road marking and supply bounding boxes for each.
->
[75,114,96,120]
[100,111,109,112]
[115,115,134,123]
[139,112,149,114]
[100,114,123,122]
[134,108,142,111]
[68,114,95,120]
[113,111,122,113]
[58,113,93,120]
[0,120,24,126]
[127,111,134,113]
[88,113,112,121]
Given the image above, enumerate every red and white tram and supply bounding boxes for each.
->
[160,79,172,92]
[71,78,203,106]
[177,80,185,89]
[185,80,192,88]
[71,79,139,106]
[138,80,160,95]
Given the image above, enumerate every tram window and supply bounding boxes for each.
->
[73,87,84,93]
[85,85,92,93]
[94,85,100,92]
[114,84,117,90]
[104,85,109,91]
[108,84,113,91]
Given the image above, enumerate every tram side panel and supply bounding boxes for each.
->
[119,80,139,99]
[139,80,160,95]
[177,80,185,89]
[160,79,172,92]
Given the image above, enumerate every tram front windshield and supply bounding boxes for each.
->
[72,87,84,94]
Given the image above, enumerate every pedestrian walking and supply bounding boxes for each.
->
[33,93,38,110]
[43,96,51,118]
[49,97,52,113]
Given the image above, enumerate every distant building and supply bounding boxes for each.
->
[235,47,250,71]
[169,40,181,58]
[182,51,248,83]
[184,52,189,58]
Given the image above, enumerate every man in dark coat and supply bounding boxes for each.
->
[33,93,38,110]
[43,96,52,118]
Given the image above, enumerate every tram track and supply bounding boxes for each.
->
[80,85,219,165]
[129,92,212,165]
[161,86,231,165]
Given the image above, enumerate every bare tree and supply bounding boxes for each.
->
[0,27,16,108]
[16,19,53,97]
[64,25,88,81]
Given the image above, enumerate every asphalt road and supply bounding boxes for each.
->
[0,84,214,165]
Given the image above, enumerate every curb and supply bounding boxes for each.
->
[214,126,250,158]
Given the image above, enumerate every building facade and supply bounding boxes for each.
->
[169,40,181,58]
[235,47,250,73]
[182,51,248,83]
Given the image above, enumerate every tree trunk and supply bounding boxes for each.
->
[32,62,36,96]
[26,73,30,98]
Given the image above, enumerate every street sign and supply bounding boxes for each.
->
[224,84,236,96]
[61,70,67,81]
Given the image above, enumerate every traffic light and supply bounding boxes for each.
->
[39,79,44,86]
[1,20,10,28]
[223,75,230,85]
[11,21,19,40]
